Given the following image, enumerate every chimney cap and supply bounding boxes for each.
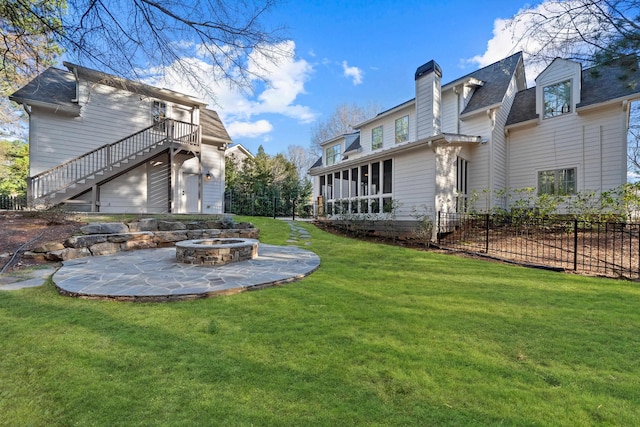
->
[415,60,442,80]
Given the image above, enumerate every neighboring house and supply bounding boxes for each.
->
[308,52,640,231]
[9,63,232,213]
[225,143,254,167]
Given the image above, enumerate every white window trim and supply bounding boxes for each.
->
[542,79,573,119]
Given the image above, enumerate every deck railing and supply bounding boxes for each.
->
[29,119,199,201]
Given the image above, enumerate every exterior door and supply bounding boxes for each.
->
[182,173,199,213]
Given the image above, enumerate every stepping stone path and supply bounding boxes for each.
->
[285,220,312,246]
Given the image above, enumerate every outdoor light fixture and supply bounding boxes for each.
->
[205,171,212,181]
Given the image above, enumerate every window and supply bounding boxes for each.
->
[538,168,576,195]
[326,144,341,165]
[360,165,368,196]
[383,159,392,194]
[395,115,409,143]
[543,80,571,118]
[371,162,380,195]
[153,101,167,130]
[456,157,468,212]
[372,126,383,150]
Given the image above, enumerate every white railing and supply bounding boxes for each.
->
[29,119,199,201]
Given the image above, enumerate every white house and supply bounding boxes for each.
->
[9,63,232,213]
[225,143,254,167]
[308,53,640,231]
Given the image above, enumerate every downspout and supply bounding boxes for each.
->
[70,66,80,103]
[487,109,494,209]
[454,86,461,134]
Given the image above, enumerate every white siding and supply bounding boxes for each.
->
[99,164,148,213]
[358,105,416,157]
[29,80,197,175]
[202,144,225,214]
[393,148,437,220]
[507,106,627,198]
[147,154,170,213]
[441,90,458,133]
[490,73,519,208]
[415,72,441,139]
[435,146,461,213]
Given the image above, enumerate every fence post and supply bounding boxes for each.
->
[573,218,578,271]
[485,213,490,253]
[437,211,441,244]
[292,199,296,221]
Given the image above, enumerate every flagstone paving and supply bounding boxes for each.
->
[52,244,319,301]
[1,219,319,300]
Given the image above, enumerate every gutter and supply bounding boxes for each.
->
[309,132,482,175]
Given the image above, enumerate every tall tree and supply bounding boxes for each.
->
[2,0,284,92]
[0,139,28,196]
[507,0,640,177]
[310,102,380,154]
[509,0,640,68]
[1,0,65,135]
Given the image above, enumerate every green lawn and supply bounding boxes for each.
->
[2,217,640,425]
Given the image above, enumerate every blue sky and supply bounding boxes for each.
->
[149,0,562,156]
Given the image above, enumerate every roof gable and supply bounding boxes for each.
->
[460,52,524,115]
[201,109,232,145]
[64,62,207,107]
[9,67,80,114]
[507,55,640,127]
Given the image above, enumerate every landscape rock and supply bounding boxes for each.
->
[46,248,91,261]
[65,234,108,248]
[128,218,158,232]
[81,223,129,235]
[123,239,157,251]
[22,251,46,262]
[105,232,153,243]
[158,221,187,231]
[34,242,65,253]
[89,242,122,256]
[154,230,188,243]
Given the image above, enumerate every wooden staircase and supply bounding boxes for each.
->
[28,119,200,207]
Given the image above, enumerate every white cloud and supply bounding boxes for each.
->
[468,0,608,85]
[226,119,273,138]
[342,60,363,85]
[140,40,317,140]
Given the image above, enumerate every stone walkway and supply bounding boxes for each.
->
[0,220,319,301]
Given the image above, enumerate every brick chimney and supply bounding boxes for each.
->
[415,60,442,139]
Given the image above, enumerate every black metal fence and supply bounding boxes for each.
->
[437,212,640,279]
[224,190,312,219]
[0,195,27,210]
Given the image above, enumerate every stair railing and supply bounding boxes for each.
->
[29,119,199,201]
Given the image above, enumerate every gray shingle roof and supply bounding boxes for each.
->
[344,133,361,153]
[578,56,640,108]
[461,52,523,115]
[310,156,323,169]
[9,67,79,112]
[505,87,537,126]
[507,56,640,126]
[201,109,231,143]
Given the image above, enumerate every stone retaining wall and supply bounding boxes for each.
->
[24,219,259,262]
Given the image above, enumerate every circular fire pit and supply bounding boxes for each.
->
[175,238,259,266]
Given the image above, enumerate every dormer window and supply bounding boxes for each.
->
[326,144,341,166]
[543,80,571,118]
